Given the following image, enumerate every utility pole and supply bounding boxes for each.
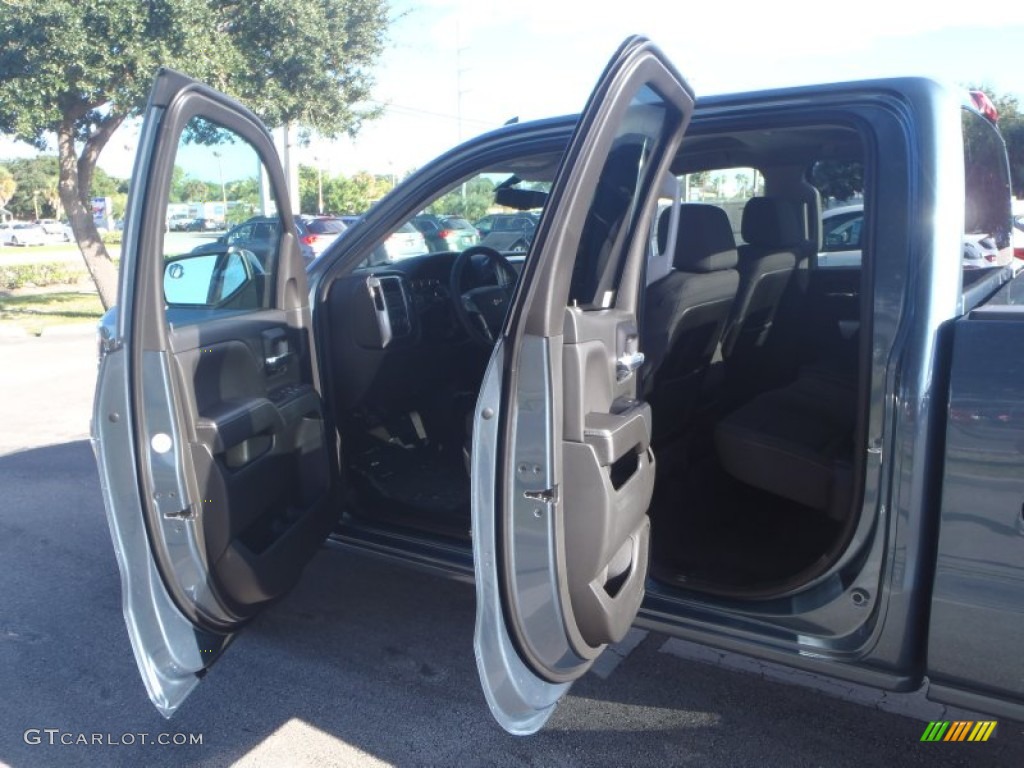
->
[457,22,470,205]
[281,123,300,215]
[213,151,227,224]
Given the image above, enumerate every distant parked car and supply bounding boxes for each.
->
[186,216,316,265]
[0,222,46,246]
[37,218,72,242]
[1013,200,1024,259]
[819,203,1012,269]
[474,212,539,238]
[298,215,348,258]
[411,214,479,252]
[962,233,1003,269]
[474,212,539,253]
[382,221,429,261]
[167,214,193,232]
[817,204,864,267]
[184,217,222,232]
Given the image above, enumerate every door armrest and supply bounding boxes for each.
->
[581,403,652,466]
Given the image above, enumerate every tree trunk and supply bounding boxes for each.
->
[56,118,121,310]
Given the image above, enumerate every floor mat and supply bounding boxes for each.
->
[348,441,471,540]
[650,450,840,591]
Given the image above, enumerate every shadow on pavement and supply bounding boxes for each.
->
[1,441,1022,766]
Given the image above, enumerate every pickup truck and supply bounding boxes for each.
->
[93,36,1023,733]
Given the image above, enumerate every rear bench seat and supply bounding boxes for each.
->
[714,364,855,519]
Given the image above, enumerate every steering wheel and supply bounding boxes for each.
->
[449,245,519,346]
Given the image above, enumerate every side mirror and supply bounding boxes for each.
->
[163,249,257,307]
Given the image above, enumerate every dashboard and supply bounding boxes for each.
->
[324,250,525,413]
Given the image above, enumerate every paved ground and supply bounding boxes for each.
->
[1,332,1023,767]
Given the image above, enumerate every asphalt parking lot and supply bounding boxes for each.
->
[1,331,1023,767]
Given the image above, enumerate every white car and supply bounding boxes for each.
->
[36,218,72,242]
[820,203,1014,269]
[383,221,429,260]
[298,215,348,258]
[0,222,47,246]
[817,203,864,267]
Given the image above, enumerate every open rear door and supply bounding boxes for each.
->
[471,36,695,733]
[92,71,333,715]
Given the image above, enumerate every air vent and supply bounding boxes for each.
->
[366,275,412,347]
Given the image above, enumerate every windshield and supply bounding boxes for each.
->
[355,165,556,269]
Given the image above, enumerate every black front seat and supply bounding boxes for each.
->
[721,197,802,382]
[643,204,739,437]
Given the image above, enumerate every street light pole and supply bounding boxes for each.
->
[314,156,324,214]
[212,151,227,225]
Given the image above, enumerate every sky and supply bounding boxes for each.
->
[3,0,1024,181]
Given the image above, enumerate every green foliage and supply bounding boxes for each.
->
[0,0,389,308]
[0,1,390,147]
[101,230,122,245]
[0,262,85,290]
[298,166,393,214]
[1001,120,1024,199]
[810,161,864,203]
[226,205,254,226]
[426,177,496,223]
[0,155,129,218]
[0,166,16,208]
[2,156,57,218]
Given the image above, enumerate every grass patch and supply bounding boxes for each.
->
[0,290,103,336]
[0,243,78,256]
[0,262,87,290]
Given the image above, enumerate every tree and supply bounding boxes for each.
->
[0,0,390,308]
[428,177,496,222]
[3,157,59,219]
[966,85,1024,198]
[0,166,16,212]
[810,161,864,203]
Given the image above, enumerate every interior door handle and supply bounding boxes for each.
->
[616,351,645,381]
[265,351,292,372]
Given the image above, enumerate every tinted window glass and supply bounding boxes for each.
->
[570,84,674,308]
[962,108,1012,268]
[162,116,280,311]
[681,167,763,243]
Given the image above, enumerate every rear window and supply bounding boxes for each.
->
[962,108,1012,266]
[397,222,420,234]
[305,218,347,234]
[442,218,474,230]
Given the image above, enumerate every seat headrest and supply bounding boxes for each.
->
[667,204,738,273]
[741,198,804,248]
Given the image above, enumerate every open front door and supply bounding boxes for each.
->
[92,71,333,715]
[471,37,695,734]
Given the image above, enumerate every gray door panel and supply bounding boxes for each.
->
[562,306,655,649]
[926,307,1024,720]
[93,69,331,715]
[472,35,695,733]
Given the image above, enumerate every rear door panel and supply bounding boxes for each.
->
[472,36,695,733]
